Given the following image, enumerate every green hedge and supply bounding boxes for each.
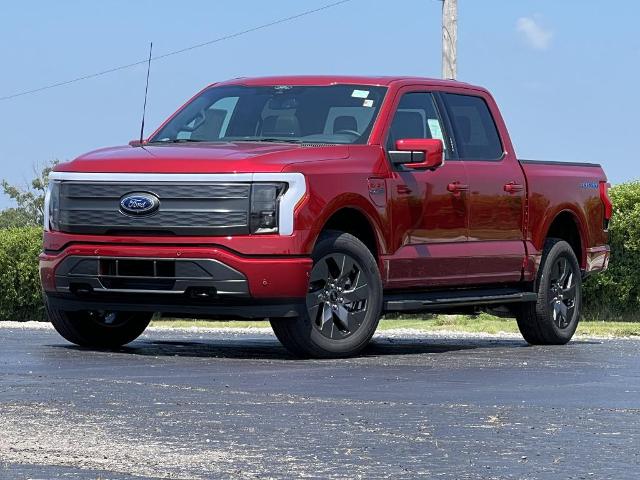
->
[583,181,640,320]
[0,183,638,322]
[0,227,44,321]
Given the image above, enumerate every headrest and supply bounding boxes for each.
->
[333,115,358,133]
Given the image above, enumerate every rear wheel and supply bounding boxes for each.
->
[270,231,382,358]
[516,239,582,345]
[46,301,152,348]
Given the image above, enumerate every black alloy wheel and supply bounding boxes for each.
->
[270,231,382,358]
[515,238,582,345]
[547,256,577,329]
[307,252,370,340]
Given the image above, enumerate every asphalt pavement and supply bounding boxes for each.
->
[0,323,638,480]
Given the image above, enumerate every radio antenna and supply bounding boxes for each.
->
[139,42,153,145]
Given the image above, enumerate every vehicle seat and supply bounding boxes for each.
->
[333,115,358,133]
[388,111,426,148]
[454,115,472,143]
[191,108,226,141]
[261,115,301,137]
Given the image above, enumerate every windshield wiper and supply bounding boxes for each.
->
[148,138,205,144]
[232,137,303,144]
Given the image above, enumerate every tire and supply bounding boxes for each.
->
[270,231,383,358]
[515,238,582,345]
[46,300,152,348]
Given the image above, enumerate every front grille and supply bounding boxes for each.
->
[58,182,251,236]
[55,256,249,296]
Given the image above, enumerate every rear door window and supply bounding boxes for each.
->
[442,93,503,160]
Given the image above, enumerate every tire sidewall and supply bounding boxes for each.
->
[303,232,382,356]
[537,241,582,342]
[46,299,152,348]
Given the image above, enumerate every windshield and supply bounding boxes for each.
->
[150,84,387,145]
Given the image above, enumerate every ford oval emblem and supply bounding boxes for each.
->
[119,192,160,216]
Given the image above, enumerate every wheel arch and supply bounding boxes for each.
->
[541,208,587,268]
[309,196,387,261]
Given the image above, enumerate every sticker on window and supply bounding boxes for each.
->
[351,89,370,99]
[363,99,374,108]
[427,119,445,145]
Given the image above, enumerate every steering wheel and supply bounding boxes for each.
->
[181,109,207,132]
[334,129,360,137]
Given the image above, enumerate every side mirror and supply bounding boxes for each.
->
[390,138,445,170]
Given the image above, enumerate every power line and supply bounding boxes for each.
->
[0,0,353,102]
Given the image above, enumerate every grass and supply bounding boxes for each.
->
[150,313,640,337]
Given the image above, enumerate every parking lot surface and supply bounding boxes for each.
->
[0,323,638,479]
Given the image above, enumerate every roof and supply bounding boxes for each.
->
[214,75,481,90]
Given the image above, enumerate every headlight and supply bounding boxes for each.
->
[44,181,60,231]
[250,183,286,234]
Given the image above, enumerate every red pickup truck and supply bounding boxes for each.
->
[40,76,611,357]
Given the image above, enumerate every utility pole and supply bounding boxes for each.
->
[441,0,457,79]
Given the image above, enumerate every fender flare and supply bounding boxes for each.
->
[307,193,388,255]
[538,205,588,267]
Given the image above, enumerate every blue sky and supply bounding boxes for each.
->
[0,0,638,208]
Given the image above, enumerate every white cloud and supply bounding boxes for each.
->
[516,16,553,51]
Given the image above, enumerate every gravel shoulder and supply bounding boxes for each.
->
[1,320,637,341]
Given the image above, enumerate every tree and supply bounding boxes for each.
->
[0,208,33,229]
[1,160,58,228]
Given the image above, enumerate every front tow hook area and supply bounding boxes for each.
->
[187,287,218,299]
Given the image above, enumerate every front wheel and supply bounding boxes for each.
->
[270,231,382,358]
[46,301,152,348]
[515,238,582,345]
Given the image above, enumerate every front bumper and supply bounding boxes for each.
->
[44,294,306,319]
[40,243,312,318]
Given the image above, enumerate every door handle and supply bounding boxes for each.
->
[447,182,469,193]
[504,182,524,194]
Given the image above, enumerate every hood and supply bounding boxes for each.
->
[55,142,349,174]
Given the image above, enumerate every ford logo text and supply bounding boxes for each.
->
[119,193,160,216]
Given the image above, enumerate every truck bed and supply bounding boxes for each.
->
[518,158,609,274]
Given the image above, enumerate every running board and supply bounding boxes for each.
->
[383,288,537,313]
